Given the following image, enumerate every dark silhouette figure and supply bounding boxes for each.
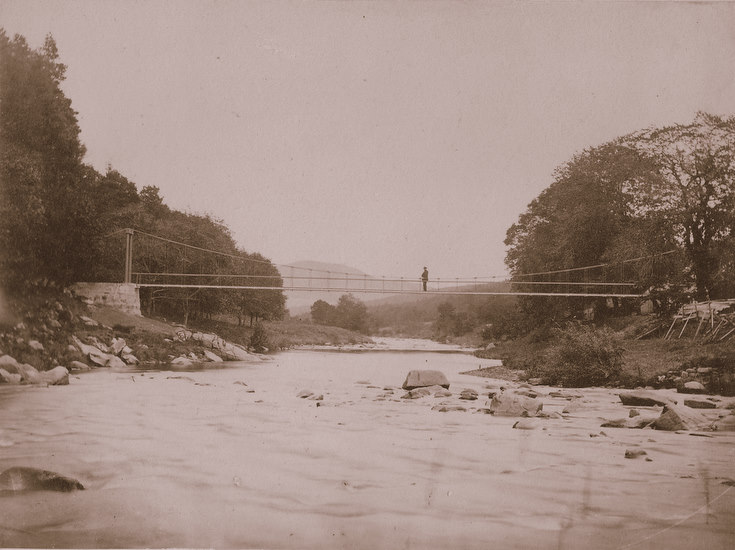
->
[421,267,429,291]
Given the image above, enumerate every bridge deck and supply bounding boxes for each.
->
[135,283,643,298]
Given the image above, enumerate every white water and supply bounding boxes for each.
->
[1,347,734,549]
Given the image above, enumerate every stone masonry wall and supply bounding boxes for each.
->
[71,283,141,316]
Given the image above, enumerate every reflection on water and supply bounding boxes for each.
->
[1,348,733,549]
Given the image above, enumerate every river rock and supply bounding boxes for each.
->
[15,363,42,384]
[432,404,467,412]
[652,403,714,431]
[684,399,716,409]
[72,336,113,367]
[171,356,194,367]
[402,387,433,399]
[79,315,98,326]
[512,419,539,430]
[202,350,223,362]
[110,337,127,355]
[459,389,479,400]
[0,355,20,374]
[28,340,44,352]
[0,467,84,492]
[122,354,139,365]
[402,370,450,390]
[297,390,314,398]
[678,381,706,394]
[434,388,452,398]
[191,332,252,361]
[0,368,21,384]
[69,360,91,371]
[624,449,647,459]
[618,391,672,407]
[40,367,69,386]
[485,392,543,417]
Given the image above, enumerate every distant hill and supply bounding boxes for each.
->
[280,261,515,320]
[278,261,385,315]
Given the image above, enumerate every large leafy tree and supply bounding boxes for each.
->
[0,31,99,288]
[505,113,735,327]
[504,142,653,322]
[623,113,735,300]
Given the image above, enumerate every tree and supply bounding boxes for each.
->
[334,294,369,332]
[504,142,652,323]
[623,113,735,300]
[0,31,98,288]
[310,300,335,325]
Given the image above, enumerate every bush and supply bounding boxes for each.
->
[527,323,624,387]
[249,322,269,353]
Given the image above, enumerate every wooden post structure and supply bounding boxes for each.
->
[124,228,134,283]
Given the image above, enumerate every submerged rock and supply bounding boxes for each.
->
[402,370,450,390]
[402,387,433,399]
[432,404,467,412]
[512,419,539,430]
[0,467,84,492]
[624,449,648,459]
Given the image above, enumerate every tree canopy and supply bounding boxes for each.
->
[505,112,735,324]
[0,30,286,325]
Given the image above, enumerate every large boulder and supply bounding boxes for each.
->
[203,350,224,363]
[171,356,194,367]
[402,370,450,390]
[0,368,21,384]
[72,336,112,367]
[485,391,543,417]
[678,381,707,394]
[618,391,672,407]
[191,332,252,361]
[105,355,127,369]
[0,355,20,374]
[39,367,69,386]
[110,337,127,356]
[0,467,84,492]
[652,403,714,431]
[15,363,42,384]
[69,361,91,371]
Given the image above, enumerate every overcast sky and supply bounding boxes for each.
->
[2,0,735,280]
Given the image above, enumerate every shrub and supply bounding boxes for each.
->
[249,322,270,353]
[528,323,625,387]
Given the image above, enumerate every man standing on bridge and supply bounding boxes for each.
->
[421,267,429,291]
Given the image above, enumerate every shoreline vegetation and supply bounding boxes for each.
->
[1,285,733,401]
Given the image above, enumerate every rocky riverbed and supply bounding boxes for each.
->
[1,349,734,549]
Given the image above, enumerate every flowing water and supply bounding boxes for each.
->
[1,345,734,549]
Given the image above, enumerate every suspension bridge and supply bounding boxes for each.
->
[109,228,659,299]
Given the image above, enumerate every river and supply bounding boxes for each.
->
[1,343,734,549]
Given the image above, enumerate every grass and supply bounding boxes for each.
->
[475,326,735,387]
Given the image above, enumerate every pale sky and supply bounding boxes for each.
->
[2,0,734,280]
